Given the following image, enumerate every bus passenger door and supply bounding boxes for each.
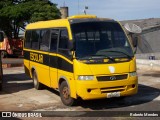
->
[57,29,74,87]
[49,29,59,89]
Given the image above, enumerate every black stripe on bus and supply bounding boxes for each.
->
[23,50,73,73]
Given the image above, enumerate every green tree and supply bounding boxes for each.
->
[0,0,61,39]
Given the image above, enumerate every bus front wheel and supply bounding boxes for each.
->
[32,70,43,90]
[59,81,76,106]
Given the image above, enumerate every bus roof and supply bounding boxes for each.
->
[68,14,97,19]
[25,15,114,30]
[25,19,69,30]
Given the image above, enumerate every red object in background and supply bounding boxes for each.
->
[0,37,23,58]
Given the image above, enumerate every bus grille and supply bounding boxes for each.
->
[100,86,126,93]
[97,74,128,81]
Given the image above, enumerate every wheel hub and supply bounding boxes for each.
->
[62,87,69,99]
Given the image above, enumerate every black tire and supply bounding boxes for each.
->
[1,51,7,58]
[59,81,76,106]
[0,83,2,91]
[32,70,43,90]
[1,51,5,58]
[0,63,3,91]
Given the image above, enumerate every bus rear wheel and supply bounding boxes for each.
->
[59,81,76,106]
[0,67,3,91]
[1,51,7,58]
[0,83,2,91]
[32,70,43,90]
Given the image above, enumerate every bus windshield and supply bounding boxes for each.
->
[71,21,134,60]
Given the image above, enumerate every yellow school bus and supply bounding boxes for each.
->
[24,15,138,106]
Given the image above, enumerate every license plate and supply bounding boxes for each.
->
[107,92,120,98]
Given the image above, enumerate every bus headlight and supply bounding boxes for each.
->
[129,72,137,77]
[78,76,94,80]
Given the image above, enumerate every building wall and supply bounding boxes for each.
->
[121,18,160,60]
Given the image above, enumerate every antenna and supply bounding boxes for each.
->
[63,1,65,7]
[78,0,79,14]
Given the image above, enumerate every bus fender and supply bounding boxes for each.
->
[58,76,77,99]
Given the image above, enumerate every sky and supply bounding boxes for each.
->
[50,0,160,21]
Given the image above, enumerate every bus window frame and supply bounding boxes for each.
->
[31,30,40,50]
[25,30,32,48]
[40,29,50,52]
[50,29,60,53]
[57,28,72,59]
[25,27,73,59]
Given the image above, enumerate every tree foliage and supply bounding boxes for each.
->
[0,0,61,39]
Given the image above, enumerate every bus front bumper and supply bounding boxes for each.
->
[76,77,138,100]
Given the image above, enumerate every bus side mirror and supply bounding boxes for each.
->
[0,32,4,42]
[132,36,138,47]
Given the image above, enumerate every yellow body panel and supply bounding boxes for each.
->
[72,57,138,99]
[76,78,137,100]
[30,61,50,87]
[49,66,58,88]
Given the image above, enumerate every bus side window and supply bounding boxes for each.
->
[31,30,40,49]
[59,29,69,49]
[25,31,32,48]
[58,29,70,57]
[50,29,59,52]
[40,29,50,51]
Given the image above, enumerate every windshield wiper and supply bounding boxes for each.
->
[80,54,115,62]
[98,50,133,60]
